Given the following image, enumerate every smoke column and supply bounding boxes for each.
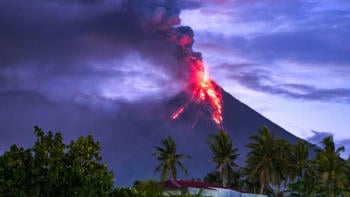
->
[121,0,224,126]
[0,0,223,126]
[168,27,223,127]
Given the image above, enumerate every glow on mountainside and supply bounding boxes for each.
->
[171,57,223,127]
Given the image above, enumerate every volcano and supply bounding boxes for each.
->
[0,85,310,187]
[0,85,314,187]
[106,85,307,186]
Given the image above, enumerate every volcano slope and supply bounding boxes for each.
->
[105,86,308,186]
[0,87,312,186]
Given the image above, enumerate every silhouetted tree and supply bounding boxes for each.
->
[153,136,190,181]
[245,126,291,195]
[207,130,239,187]
[0,126,114,196]
[315,136,347,196]
[288,140,315,196]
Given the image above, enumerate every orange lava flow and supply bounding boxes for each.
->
[171,106,185,120]
[171,57,223,127]
[191,58,223,126]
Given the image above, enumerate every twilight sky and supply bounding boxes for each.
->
[180,0,350,156]
[0,0,349,165]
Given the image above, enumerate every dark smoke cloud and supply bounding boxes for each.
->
[0,0,205,186]
[0,0,201,99]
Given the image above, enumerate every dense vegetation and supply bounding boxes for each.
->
[1,126,349,196]
[0,126,114,196]
[152,127,350,196]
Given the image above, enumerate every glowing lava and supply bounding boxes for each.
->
[168,26,223,127]
[171,106,185,120]
[171,57,223,127]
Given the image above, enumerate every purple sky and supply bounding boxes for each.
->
[180,0,350,156]
[0,0,349,164]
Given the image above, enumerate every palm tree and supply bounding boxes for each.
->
[271,138,292,195]
[153,136,190,181]
[288,140,313,196]
[291,140,310,181]
[245,126,291,195]
[245,126,274,194]
[315,136,347,196]
[207,130,239,187]
[345,156,350,196]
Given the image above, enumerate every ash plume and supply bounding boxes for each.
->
[117,0,223,125]
[119,0,204,82]
[0,0,202,99]
[0,0,227,185]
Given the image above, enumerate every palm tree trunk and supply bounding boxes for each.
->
[259,183,264,194]
[222,166,228,187]
[275,183,280,197]
[275,176,281,197]
[169,171,172,180]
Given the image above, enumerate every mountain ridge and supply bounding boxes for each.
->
[164,86,303,165]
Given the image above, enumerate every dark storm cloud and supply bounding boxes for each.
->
[2,2,136,66]
[239,73,350,103]
[0,0,203,186]
[0,88,173,185]
[195,0,350,66]
[0,0,201,96]
[221,63,350,103]
[0,0,203,140]
[196,26,350,67]
[225,0,349,29]
[192,0,350,106]
[246,29,350,65]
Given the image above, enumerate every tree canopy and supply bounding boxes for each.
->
[1,125,349,197]
[153,136,191,181]
[0,126,114,196]
[207,130,239,187]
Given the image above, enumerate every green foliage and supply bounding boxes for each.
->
[154,136,191,181]
[345,156,350,196]
[3,125,348,197]
[203,171,221,185]
[134,180,162,197]
[245,126,292,196]
[0,126,114,196]
[315,136,347,196]
[203,169,243,189]
[113,187,147,197]
[0,145,34,195]
[290,140,310,181]
[288,140,321,196]
[287,136,349,196]
[207,130,239,187]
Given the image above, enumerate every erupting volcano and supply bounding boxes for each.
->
[190,58,223,126]
[171,58,223,127]
[169,27,223,127]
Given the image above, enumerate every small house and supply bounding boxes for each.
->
[162,180,267,197]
